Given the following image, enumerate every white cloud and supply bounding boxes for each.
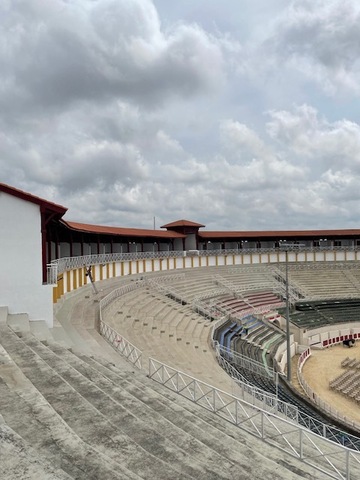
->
[3,1,360,231]
[0,0,227,116]
[266,104,360,170]
[266,0,360,95]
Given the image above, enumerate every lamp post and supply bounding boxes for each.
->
[285,248,291,382]
[279,242,304,382]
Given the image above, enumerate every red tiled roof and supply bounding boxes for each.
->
[199,229,360,239]
[161,219,205,228]
[63,221,185,238]
[0,182,67,215]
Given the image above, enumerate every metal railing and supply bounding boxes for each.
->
[214,341,275,378]
[215,349,299,422]
[94,268,360,471]
[99,280,144,369]
[46,263,58,285]
[50,250,184,275]
[146,275,187,303]
[210,316,360,450]
[148,357,360,479]
[99,321,142,369]
[49,246,360,276]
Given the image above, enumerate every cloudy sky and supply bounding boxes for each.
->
[2,0,360,231]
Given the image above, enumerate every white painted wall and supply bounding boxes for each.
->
[0,192,53,325]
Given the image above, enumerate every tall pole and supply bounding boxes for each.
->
[285,249,291,382]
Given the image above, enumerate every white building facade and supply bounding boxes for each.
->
[0,184,66,326]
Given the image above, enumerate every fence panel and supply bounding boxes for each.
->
[148,357,360,480]
[99,321,142,370]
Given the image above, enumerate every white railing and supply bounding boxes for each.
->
[51,251,184,274]
[215,351,299,422]
[214,341,275,378]
[148,357,360,479]
[99,281,143,310]
[95,262,360,458]
[146,275,186,302]
[193,295,229,322]
[99,281,144,369]
[50,246,360,275]
[46,263,58,285]
[211,319,360,450]
[99,321,142,370]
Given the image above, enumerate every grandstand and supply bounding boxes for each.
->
[2,182,360,478]
[1,285,339,480]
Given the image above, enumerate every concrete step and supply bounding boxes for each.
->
[77,355,328,480]
[0,333,135,480]
[49,325,76,348]
[7,313,30,333]
[0,423,72,480]
[30,320,54,342]
[4,330,193,480]
[41,340,238,480]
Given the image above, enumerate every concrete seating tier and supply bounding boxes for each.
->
[218,268,278,292]
[0,422,73,480]
[288,268,360,299]
[289,298,360,329]
[4,264,360,478]
[205,291,282,322]
[243,291,282,308]
[101,286,232,390]
[0,320,331,479]
[163,273,218,303]
[214,318,284,371]
[164,266,277,303]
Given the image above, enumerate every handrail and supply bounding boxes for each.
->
[148,357,360,478]
[214,341,275,378]
[50,246,360,275]
[99,281,144,369]
[95,260,360,456]
[210,310,360,449]
[99,320,142,370]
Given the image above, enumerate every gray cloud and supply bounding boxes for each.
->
[266,0,360,95]
[2,1,360,231]
[0,0,225,117]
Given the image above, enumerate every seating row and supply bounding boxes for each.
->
[0,308,333,479]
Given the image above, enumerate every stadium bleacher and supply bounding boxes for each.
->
[3,263,360,478]
[0,299,337,479]
[289,298,360,329]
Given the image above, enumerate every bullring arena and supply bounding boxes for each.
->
[2,182,360,479]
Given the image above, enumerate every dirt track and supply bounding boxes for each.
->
[299,344,360,425]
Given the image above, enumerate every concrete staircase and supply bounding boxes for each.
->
[0,318,332,479]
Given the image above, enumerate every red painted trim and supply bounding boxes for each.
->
[0,182,67,215]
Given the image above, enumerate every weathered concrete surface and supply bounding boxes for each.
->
[0,276,352,479]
